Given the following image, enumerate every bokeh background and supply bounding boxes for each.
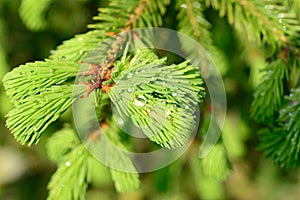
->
[0,0,299,199]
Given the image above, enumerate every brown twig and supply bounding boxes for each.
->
[80,0,149,97]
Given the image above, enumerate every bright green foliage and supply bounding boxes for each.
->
[47,144,90,200]
[89,0,170,30]
[46,126,81,163]
[19,0,54,31]
[250,59,286,124]
[5,85,81,145]
[199,142,231,181]
[100,120,140,192]
[175,0,229,75]
[3,0,300,198]
[176,0,212,47]
[50,30,107,62]
[3,59,84,145]
[3,59,80,104]
[110,49,205,148]
[206,0,300,49]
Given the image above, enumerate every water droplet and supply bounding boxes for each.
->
[50,69,54,74]
[127,88,134,93]
[33,127,37,131]
[127,72,133,78]
[65,161,71,167]
[172,92,177,97]
[134,95,146,107]
[166,109,171,115]
[181,4,187,8]
[117,117,124,126]
[61,56,66,60]
[185,105,189,109]
[140,69,146,73]
[79,51,84,55]
[151,77,155,81]
[78,37,83,41]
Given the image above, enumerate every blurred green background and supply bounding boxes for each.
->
[0,0,299,199]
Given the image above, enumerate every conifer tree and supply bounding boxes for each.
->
[2,0,300,199]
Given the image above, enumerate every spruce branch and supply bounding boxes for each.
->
[258,89,300,169]
[19,0,54,31]
[176,0,229,75]
[5,85,85,145]
[250,58,286,124]
[198,142,231,181]
[50,30,108,62]
[99,121,140,192]
[3,59,80,104]
[47,144,90,200]
[46,126,81,163]
[205,0,300,49]
[278,88,300,136]
[109,49,205,148]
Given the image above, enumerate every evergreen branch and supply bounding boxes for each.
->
[279,88,300,134]
[206,0,300,48]
[46,126,81,163]
[258,89,300,169]
[5,85,85,145]
[199,142,231,181]
[176,0,228,75]
[94,90,111,122]
[89,0,170,31]
[250,59,286,123]
[19,0,53,31]
[3,59,80,104]
[177,0,210,41]
[50,30,107,62]
[109,49,205,148]
[110,168,140,192]
[258,127,300,169]
[103,123,140,192]
[88,120,140,192]
[47,144,90,200]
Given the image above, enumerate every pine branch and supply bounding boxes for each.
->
[176,0,211,45]
[88,120,140,192]
[250,58,286,124]
[5,85,85,145]
[205,0,300,49]
[3,59,80,104]
[176,0,229,75]
[198,142,231,181]
[47,144,90,200]
[258,89,300,169]
[46,126,81,163]
[109,49,205,148]
[19,0,54,31]
[89,0,170,31]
